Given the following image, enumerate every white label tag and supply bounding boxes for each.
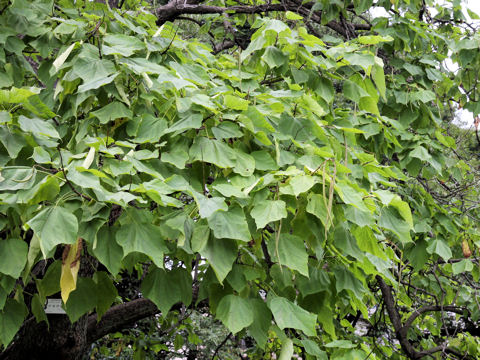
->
[44,298,66,314]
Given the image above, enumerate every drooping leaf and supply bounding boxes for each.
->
[91,101,133,124]
[268,234,309,277]
[269,296,317,336]
[141,267,192,315]
[64,277,97,323]
[200,237,237,284]
[0,299,27,347]
[207,206,250,242]
[250,200,287,229]
[27,206,79,257]
[116,223,168,268]
[92,227,124,276]
[216,295,254,334]
[0,239,28,278]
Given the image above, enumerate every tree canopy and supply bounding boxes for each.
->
[1,0,480,359]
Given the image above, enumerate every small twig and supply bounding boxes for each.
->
[261,233,273,269]
[160,27,179,56]
[211,332,231,360]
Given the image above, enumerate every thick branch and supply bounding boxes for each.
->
[212,39,236,54]
[87,298,168,343]
[154,0,371,40]
[377,276,469,359]
[155,1,286,25]
[376,276,417,358]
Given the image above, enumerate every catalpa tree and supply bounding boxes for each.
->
[0,0,480,359]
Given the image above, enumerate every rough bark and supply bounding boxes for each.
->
[0,315,89,360]
[376,275,470,360]
[1,300,164,360]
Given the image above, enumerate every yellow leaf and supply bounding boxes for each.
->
[60,238,82,303]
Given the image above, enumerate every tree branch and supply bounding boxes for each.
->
[403,305,466,331]
[86,298,168,343]
[376,276,417,358]
[154,0,371,40]
[377,276,470,359]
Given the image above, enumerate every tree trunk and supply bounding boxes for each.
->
[0,315,89,360]
[1,298,163,360]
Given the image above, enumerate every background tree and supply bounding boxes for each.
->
[1,0,480,359]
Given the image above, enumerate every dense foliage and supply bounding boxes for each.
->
[1,0,480,358]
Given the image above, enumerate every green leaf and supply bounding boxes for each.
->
[162,148,189,169]
[78,73,119,92]
[131,114,168,143]
[165,113,202,134]
[427,239,452,261]
[343,80,370,103]
[0,239,28,278]
[268,234,309,277]
[64,277,97,323]
[0,129,24,158]
[372,64,386,100]
[335,181,369,212]
[92,227,123,276]
[332,266,365,299]
[247,299,272,348]
[32,147,51,164]
[216,295,254,334]
[224,94,249,111]
[410,145,432,162]
[233,150,255,177]
[378,206,412,244]
[344,53,375,70]
[21,175,60,205]
[27,206,79,257]
[31,294,48,325]
[0,299,26,346]
[116,223,168,268]
[207,206,250,242]
[316,77,334,103]
[189,137,236,169]
[94,271,118,319]
[357,35,393,45]
[389,197,413,228]
[285,11,303,20]
[211,121,243,139]
[262,46,288,68]
[191,224,210,253]
[18,116,60,138]
[91,101,133,124]
[324,340,356,349]
[281,174,315,196]
[120,58,169,75]
[36,261,61,299]
[252,151,278,171]
[103,34,145,57]
[196,195,228,218]
[141,267,192,315]
[200,237,237,283]
[301,339,327,358]
[212,183,247,198]
[250,200,287,229]
[452,260,473,275]
[268,296,317,336]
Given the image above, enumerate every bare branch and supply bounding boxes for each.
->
[403,305,466,331]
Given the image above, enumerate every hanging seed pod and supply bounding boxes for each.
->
[462,239,472,258]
